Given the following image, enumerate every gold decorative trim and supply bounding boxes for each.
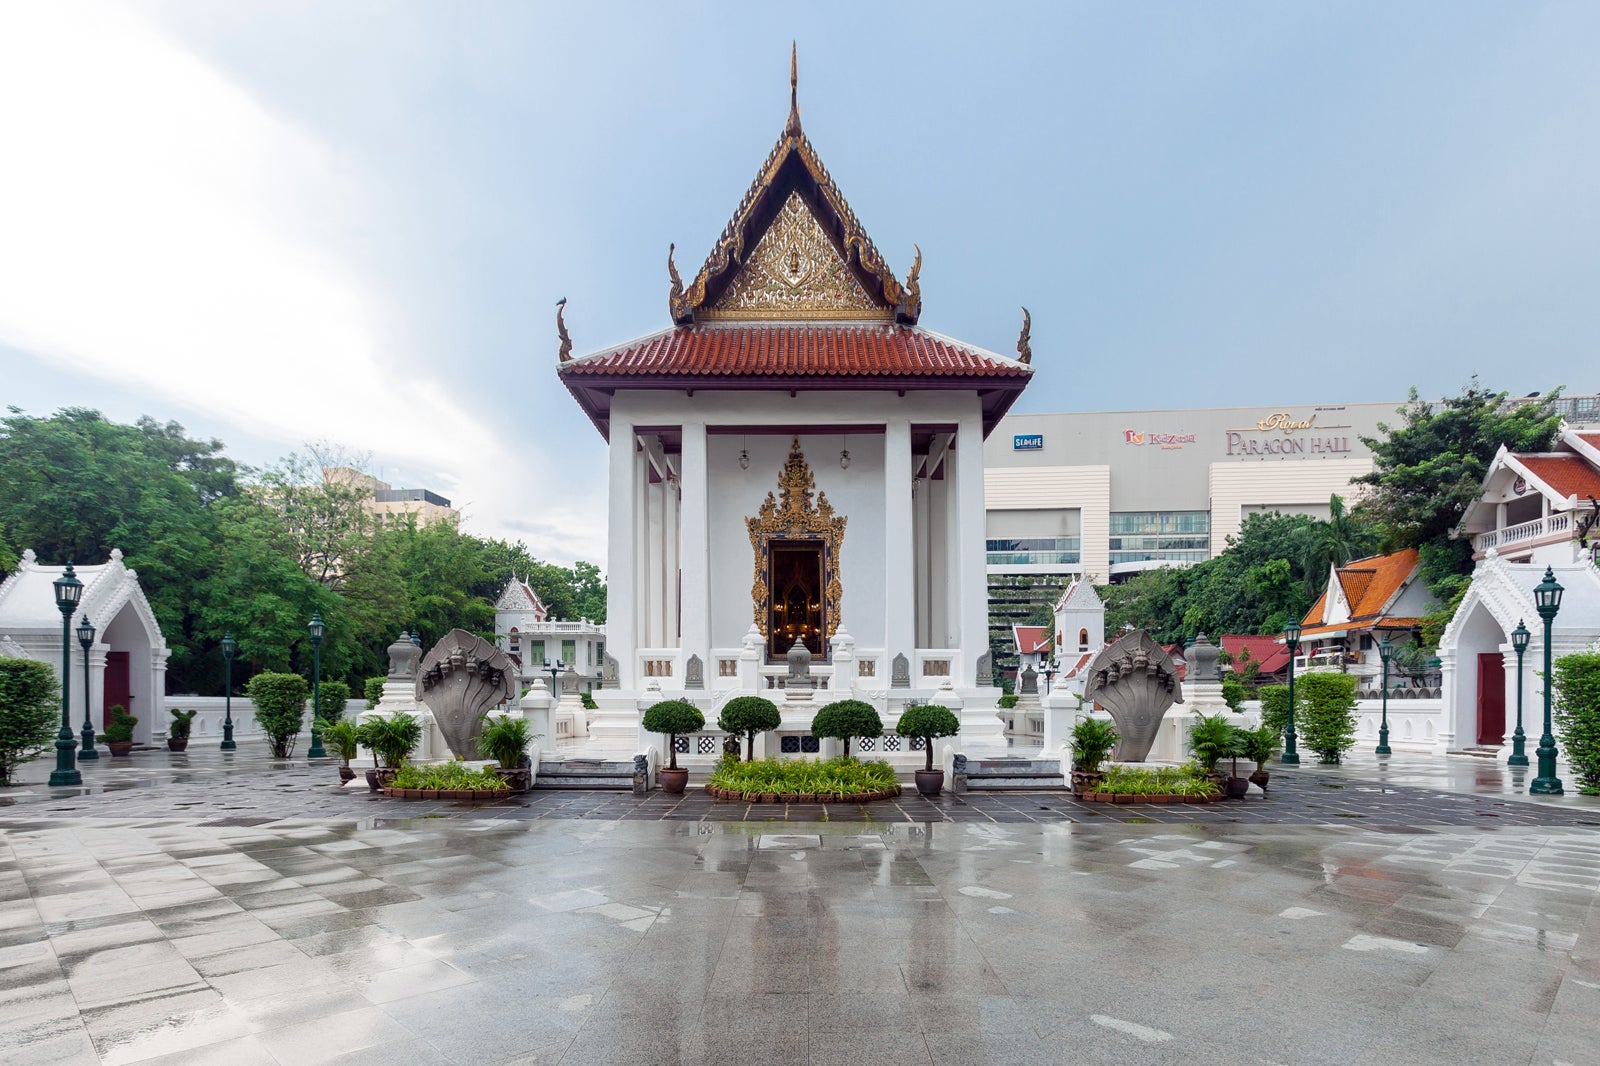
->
[746,437,847,641]
[697,308,895,323]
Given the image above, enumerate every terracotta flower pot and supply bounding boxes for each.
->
[914,769,945,797]
[659,767,689,794]
[108,741,134,757]
[1224,777,1251,799]
[167,738,188,753]
[338,766,356,784]
[1250,768,1271,792]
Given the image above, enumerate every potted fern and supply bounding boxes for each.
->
[102,705,137,756]
[1188,713,1248,797]
[641,699,704,794]
[1069,716,1119,796]
[478,714,537,792]
[353,713,422,791]
[167,708,196,752]
[321,719,361,783]
[895,704,961,795]
[1240,724,1281,792]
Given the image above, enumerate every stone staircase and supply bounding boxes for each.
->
[1449,745,1504,760]
[534,758,636,791]
[962,756,1066,792]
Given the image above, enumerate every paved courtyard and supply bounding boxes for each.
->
[4,748,1600,1064]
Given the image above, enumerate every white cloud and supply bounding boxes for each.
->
[0,4,594,562]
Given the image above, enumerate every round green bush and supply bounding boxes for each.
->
[1553,652,1600,795]
[364,676,386,709]
[0,657,59,783]
[718,695,781,761]
[1296,672,1358,764]
[896,704,960,771]
[247,672,310,758]
[642,699,704,770]
[811,699,883,759]
[315,679,349,723]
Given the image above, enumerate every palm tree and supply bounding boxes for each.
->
[1298,494,1380,597]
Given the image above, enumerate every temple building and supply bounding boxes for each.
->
[556,53,1031,761]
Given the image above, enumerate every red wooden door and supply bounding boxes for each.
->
[1476,652,1506,746]
[103,651,131,729]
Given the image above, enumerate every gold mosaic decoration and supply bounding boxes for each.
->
[747,437,847,639]
[704,192,883,320]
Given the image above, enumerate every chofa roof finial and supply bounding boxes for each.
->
[786,42,801,138]
[556,297,572,363]
[1017,306,1032,365]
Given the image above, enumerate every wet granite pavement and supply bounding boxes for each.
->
[4,746,1600,1064]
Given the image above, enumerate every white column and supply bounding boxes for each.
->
[662,475,679,645]
[679,423,709,660]
[884,420,915,672]
[954,414,989,688]
[607,422,638,688]
[914,471,930,646]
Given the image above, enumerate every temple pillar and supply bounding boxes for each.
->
[679,423,709,662]
[606,421,637,688]
[954,415,990,689]
[884,420,915,673]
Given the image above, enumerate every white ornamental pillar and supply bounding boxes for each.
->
[679,423,709,661]
[953,414,990,689]
[884,420,915,673]
[607,420,638,688]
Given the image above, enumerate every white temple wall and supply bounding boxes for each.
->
[103,600,158,745]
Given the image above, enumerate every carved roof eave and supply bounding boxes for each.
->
[671,129,920,326]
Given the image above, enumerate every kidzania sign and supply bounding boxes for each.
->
[1226,412,1353,457]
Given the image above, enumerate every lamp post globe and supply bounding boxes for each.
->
[1281,621,1301,765]
[76,616,98,760]
[1508,620,1530,768]
[306,613,328,759]
[1375,639,1393,755]
[1529,569,1564,795]
[220,632,237,750]
[49,564,84,787]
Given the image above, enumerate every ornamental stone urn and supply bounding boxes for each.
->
[1082,630,1183,762]
[416,629,517,759]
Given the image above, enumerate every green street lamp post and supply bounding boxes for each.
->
[1376,638,1393,755]
[1529,568,1564,795]
[49,564,84,787]
[1508,620,1530,768]
[77,615,98,760]
[1281,621,1301,765]
[220,632,237,750]
[306,613,328,759]
[545,658,565,705]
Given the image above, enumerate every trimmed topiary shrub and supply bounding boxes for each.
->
[0,657,59,784]
[1553,652,1600,795]
[718,695,781,761]
[315,679,350,724]
[103,705,137,744]
[1259,684,1300,737]
[247,672,310,758]
[364,676,386,709]
[1297,672,1359,764]
[997,693,1019,709]
[811,699,883,759]
[1221,677,1248,713]
[896,704,961,771]
[641,699,704,771]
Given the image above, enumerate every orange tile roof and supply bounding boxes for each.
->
[561,325,1028,380]
[1302,548,1420,629]
[1219,635,1290,675]
[1579,432,1600,450]
[1517,454,1600,501]
[1013,626,1051,655]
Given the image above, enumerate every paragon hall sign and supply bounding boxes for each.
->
[1225,412,1354,457]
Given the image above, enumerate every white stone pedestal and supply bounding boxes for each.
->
[363,679,440,762]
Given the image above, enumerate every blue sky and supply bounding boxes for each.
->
[2,2,1596,565]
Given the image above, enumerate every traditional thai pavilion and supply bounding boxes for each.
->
[557,53,1033,760]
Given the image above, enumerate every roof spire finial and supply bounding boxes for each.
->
[786,42,801,137]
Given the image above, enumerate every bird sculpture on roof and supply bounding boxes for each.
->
[556,297,572,363]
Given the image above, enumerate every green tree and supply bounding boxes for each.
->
[0,658,59,783]
[247,671,310,758]
[718,695,781,761]
[1296,673,1359,764]
[1356,381,1563,608]
[1553,653,1600,795]
[810,699,883,759]
[1295,494,1380,597]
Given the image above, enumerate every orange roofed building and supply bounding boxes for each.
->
[1293,548,1438,685]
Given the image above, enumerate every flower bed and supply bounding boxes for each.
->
[383,762,510,801]
[1077,764,1222,804]
[705,756,900,803]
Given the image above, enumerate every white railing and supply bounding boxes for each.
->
[1476,512,1571,552]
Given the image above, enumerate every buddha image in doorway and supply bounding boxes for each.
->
[747,438,847,660]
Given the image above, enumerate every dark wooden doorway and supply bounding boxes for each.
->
[103,651,131,730]
[767,541,825,659]
[1476,652,1506,746]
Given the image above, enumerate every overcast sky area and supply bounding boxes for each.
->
[2,2,1597,568]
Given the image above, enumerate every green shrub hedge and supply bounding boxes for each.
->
[1554,652,1600,795]
[247,672,309,758]
[0,657,58,783]
[390,763,508,791]
[1297,672,1359,763]
[707,756,896,797]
